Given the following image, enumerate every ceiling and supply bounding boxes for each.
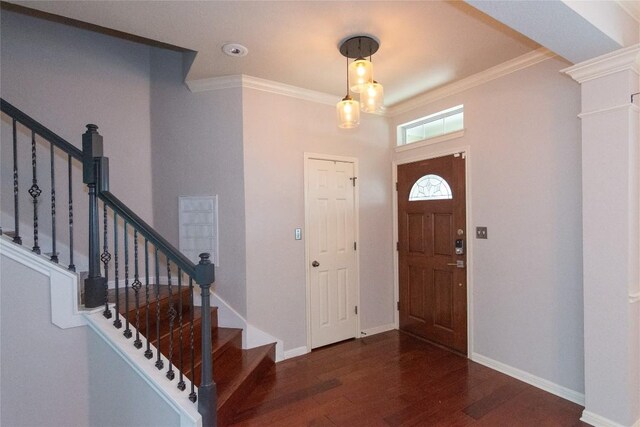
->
[8,1,540,106]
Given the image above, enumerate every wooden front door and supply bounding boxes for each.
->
[397,154,467,354]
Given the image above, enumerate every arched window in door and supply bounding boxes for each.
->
[408,174,453,201]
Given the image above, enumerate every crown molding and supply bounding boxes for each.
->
[186,74,340,106]
[185,48,555,116]
[562,44,640,84]
[386,48,557,117]
[240,75,339,106]
[616,0,640,23]
[185,75,242,92]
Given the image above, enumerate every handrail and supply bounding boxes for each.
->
[1,99,83,161]
[98,191,197,278]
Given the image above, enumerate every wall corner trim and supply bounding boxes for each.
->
[471,352,585,406]
[562,44,640,83]
[581,410,639,427]
[386,48,556,117]
[1,236,86,329]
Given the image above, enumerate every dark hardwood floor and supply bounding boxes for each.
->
[229,331,587,426]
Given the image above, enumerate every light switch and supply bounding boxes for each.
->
[295,228,302,240]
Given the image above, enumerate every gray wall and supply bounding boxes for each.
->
[393,56,584,394]
[242,89,393,350]
[1,256,91,427]
[87,328,181,427]
[0,10,155,247]
[150,49,247,316]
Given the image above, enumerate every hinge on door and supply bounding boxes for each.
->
[354,241,357,250]
[395,182,398,191]
[350,177,357,187]
[355,306,358,315]
[397,301,400,311]
[396,241,399,251]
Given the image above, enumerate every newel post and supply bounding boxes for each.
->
[195,253,217,426]
[82,124,109,308]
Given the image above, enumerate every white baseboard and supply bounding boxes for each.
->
[360,323,396,337]
[283,346,309,360]
[581,410,640,427]
[471,352,585,406]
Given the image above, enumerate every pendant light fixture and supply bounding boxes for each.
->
[337,35,384,127]
[360,80,384,114]
[336,54,360,129]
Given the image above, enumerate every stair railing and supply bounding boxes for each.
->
[1,99,217,426]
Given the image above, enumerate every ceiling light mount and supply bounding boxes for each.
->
[222,43,248,57]
[339,36,379,59]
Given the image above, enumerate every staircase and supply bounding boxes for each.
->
[113,286,275,426]
[1,98,275,426]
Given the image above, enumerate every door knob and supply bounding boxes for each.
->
[312,260,320,267]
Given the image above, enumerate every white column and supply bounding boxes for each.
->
[565,45,640,427]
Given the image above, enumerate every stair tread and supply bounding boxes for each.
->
[184,327,243,378]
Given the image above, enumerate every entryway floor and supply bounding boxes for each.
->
[229,330,587,426]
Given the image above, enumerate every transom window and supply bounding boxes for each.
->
[398,105,464,146]
[409,174,452,201]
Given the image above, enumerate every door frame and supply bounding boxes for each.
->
[392,145,474,356]
[304,152,361,351]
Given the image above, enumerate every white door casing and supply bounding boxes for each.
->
[305,156,359,349]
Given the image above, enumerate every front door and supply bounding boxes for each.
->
[397,154,467,354]
[307,158,358,349]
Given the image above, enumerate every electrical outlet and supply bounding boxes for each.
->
[476,227,488,239]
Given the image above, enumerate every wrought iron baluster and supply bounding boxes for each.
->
[132,230,142,349]
[177,269,185,391]
[67,155,75,271]
[12,119,21,244]
[101,204,112,319]
[113,212,122,329]
[155,246,164,370]
[29,131,41,254]
[49,143,58,263]
[189,277,196,402]
[144,239,153,359]
[123,222,132,339]
[166,260,176,380]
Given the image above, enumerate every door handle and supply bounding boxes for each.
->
[447,260,465,268]
[312,260,320,267]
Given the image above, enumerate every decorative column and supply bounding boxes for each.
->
[564,45,640,427]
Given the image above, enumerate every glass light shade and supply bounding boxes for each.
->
[348,58,373,93]
[336,96,360,128]
[360,81,384,113]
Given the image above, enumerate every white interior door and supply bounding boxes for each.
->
[307,158,358,348]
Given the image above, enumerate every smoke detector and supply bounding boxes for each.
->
[222,43,248,57]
